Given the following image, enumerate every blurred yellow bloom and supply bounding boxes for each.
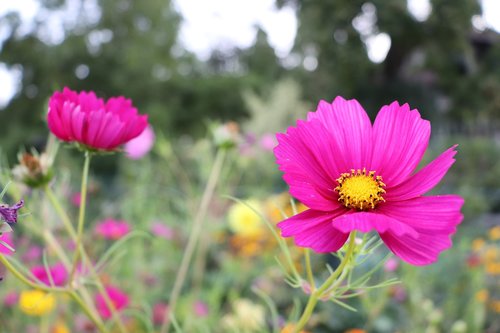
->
[264,193,307,224]
[486,262,500,275]
[475,289,489,303]
[221,299,265,332]
[228,200,264,237]
[489,226,500,241]
[19,290,56,316]
[484,247,498,263]
[489,300,500,313]
[281,324,310,333]
[51,321,70,333]
[471,238,485,252]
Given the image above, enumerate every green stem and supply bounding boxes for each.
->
[44,185,77,239]
[0,254,66,293]
[70,291,110,333]
[44,180,126,333]
[304,249,315,291]
[159,149,226,333]
[293,232,357,333]
[69,151,91,283]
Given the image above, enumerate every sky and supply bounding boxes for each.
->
[0,0,499,107]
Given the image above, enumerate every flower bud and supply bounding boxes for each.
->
[12,150,53,188]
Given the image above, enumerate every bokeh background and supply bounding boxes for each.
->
[0,0,499,332]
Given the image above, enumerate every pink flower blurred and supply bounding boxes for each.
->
[150,222,174,240]
[125,125,155,159]
[275,97,464,265]
[259,133,277,151]
[71,192,81,207]
[0,232,14,255]
[152,302,169,325]
[47,87,148,151]
[22,245,42,262]
[193,300,209,317]
[384,258,399,272]
[95,285,129,319]
[95,219,131,240]
[31,262,67,286]
[3,291,18,307]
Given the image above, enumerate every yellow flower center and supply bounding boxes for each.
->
[335,168,386,210]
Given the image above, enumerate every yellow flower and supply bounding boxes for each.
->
[471,238,485,252]
[228,200,264,237]
[486,262,500,275]
[19,290,56,316]
[221,299,265,332]
[489,226,500,241]
[489,300,500,313]
[484,247,498,263]
[51,321,70,333]
[475,289,489,303]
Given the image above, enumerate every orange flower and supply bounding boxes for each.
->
[488,226,500,241]
[475,289,489,303]
[281,324,310,333]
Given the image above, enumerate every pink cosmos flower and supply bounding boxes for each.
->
[0,232,14,255]
[193,300,209,317]
[124,125,155,159]
[150,222,174,240]
[95,285,129,319]
[30,263,67,286]
[47,87,148,151]
[152,302,169,325]
[3,291,18,307]
[275,97,464,265]
[95,219,131,240]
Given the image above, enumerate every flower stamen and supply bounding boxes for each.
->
[335,168,386,210]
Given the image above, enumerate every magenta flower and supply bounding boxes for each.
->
[95,285,129,319]
[0,232,14,255]
[30,263,67,286]
[124,125,155,159]
[150,222,174,240]
[95,219,131,240]
[275,97,463,265]
[0,199,24,224]
[47,87,148,151]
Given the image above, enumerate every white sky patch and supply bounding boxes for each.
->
[482,0,500,32]
[173,0,297,59]
[0,63,22,108]
[407,0,432,22]
[366,33,391,63]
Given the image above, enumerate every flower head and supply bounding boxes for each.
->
[275,97,463,265]
[0,232,14,255]
[30,263,67,287]
[227,200,264,237]
[95,285,129,319]
[19,289,56,316]
[0,199,24,224]
[47,87,148,151]
[95,219,131,240]
[12,150,53,188]
[124,125,155,159]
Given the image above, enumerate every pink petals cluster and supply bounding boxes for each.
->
[95,219,131,240]
[274,97,464,265]
[30,263,67,286]
[95,285,129,319]
[47,87,148,151]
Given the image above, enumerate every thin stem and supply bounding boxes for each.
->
[304,249,315,291]
[69,151,91,282]
[160,149,226,333]
[44,185,77,239]
[70,291,110,333]
[293,232,357,333]
[0,254,66,293]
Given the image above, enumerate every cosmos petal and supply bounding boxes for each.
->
[278,209,349,253]
[385,145,458,201]
[370,102,430,187]
[307,97,373,170]
[331,212,418,238]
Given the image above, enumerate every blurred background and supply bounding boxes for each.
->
[0,0,499,332]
